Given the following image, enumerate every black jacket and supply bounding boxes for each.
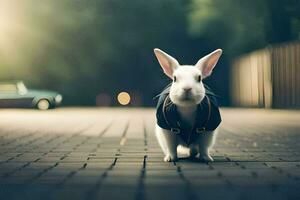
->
[156,86,221,145]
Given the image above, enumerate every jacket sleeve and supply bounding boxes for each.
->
[207,94,222,130]
[156,94,170,130]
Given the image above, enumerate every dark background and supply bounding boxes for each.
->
[0,0,299,106]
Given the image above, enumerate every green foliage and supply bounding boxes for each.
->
[189,0,300,56]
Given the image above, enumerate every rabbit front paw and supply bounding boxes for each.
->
[199,154,214,162]
[164,155,177,162]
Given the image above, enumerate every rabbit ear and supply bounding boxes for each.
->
[154,48,179,78]
[196,49,222,78]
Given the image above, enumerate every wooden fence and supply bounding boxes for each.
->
[231,41,300,108]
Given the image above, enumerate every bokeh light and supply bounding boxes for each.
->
[117,92,131,106]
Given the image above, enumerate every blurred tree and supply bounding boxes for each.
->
[189,0,300,56]
[0,0,197,106]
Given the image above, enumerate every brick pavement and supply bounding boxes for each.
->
[0,108,299,200]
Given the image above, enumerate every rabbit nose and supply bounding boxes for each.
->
[183,87,192,93]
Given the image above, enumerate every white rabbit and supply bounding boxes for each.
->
[154,48,222,162]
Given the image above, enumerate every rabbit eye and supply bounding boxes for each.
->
[173,76,177,82]
[197,75,202,82]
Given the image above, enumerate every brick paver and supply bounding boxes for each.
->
[0,108,299,200]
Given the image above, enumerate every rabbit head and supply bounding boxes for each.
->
[154,48,222,107]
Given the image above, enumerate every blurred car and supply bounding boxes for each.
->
[0,81,62,110]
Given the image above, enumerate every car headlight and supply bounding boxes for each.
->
[55,95,63,104]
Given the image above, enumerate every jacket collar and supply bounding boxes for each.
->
[163,95,211,132]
